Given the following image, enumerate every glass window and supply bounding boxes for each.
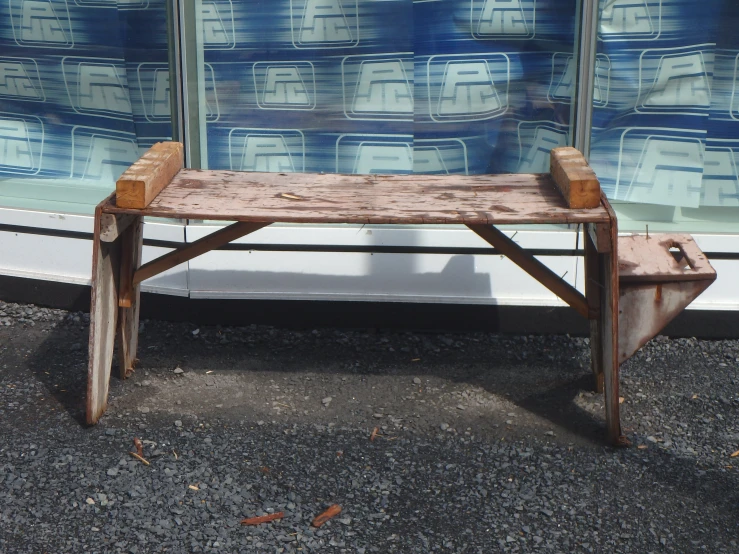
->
[0,1,173,215]
[589,0,739,233]
[193,0,582,178]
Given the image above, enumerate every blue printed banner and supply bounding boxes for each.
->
[201,0,580,178]
[0,0,172,209]
[590,0,739,208]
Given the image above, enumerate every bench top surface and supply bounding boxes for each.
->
[104,169,611,225]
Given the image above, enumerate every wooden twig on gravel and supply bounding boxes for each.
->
[312,504,342,528]
[133,437,144,457]
[129,451,150,466]
[241,512,284,526]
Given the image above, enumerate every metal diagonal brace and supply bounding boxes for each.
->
[467,224,591,319]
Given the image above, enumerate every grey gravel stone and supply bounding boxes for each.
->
[0,299,737,553]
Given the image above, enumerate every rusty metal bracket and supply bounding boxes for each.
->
[617,234,716,364]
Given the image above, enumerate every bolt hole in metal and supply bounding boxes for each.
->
[669,243,693,271]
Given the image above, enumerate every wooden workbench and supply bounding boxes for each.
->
[86,143,626,445]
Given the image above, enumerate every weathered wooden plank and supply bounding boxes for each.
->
[100,213,136,243]
[117,216,143,379]
[102,169,611,226]
[116,142,184,209]
[86,203,121,425]
[132,221,270,285]
[618,234,716,282]
[467,224,590,319]
[586,222,611,254]
[550,147,601,209]
[600,195,628,446]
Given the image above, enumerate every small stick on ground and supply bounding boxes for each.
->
[241,512,285,526]
[129,451,150,466]
[370,427,379,442]
[133,437,144,457]
[312,504,342,528]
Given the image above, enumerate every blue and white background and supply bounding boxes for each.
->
[590,0,739,208]
[201,0,579,178]
[2,1,738,213]
[0,0,172,208]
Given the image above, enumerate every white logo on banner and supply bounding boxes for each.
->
[83,137,137,180]
[63,59,132,118]
[291,0,358,48]
[353,60,412,114]
[10,0,74,47]
[550,53,611,106]
[254,62,315,110]
[228,129,305,172]
[517,122,569,173]
[0,115,43,175]
[619,135,704,206]
[413,139,469,175]
[353,143,413,174]
[599,0,661,41]
[138,63,217,121]
[264,67,309,106]
[336,135,413,174]
[200,1,235,49]
[427,54,509,122]
[702,146,739,206]
[0,59,44,101]
[438,61,501,116]
[240,136,295,172]
[70,127,138,182]
[639,51,711,111]
[471,0,535,39]
[548,54,575,103]
[341,55,413,120]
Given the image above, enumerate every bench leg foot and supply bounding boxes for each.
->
[86,211,121,425]
[118,216,143,379]
[585,223,626,446]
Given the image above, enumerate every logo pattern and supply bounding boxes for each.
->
[9,0,74,48]
[426,54,510,122]
[0,114,44,175]
[254,62,315,111]
[471,0,536,40]
[341,55,413,121]
[290,0,359,49]
[0,57,44,101]
[228,129,305,173]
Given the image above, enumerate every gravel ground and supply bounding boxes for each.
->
[0,300,738,553]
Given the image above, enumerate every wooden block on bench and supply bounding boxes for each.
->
[116,141,184,209]
[550,147,601,209]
